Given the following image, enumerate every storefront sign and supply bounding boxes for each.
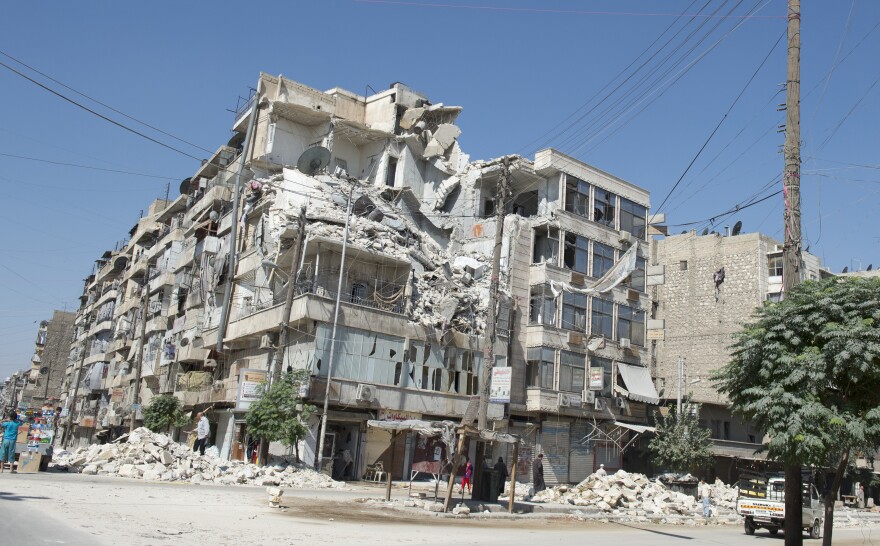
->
[589,367,605,390]
[110,388,124,402]
[237,368,268,409]
[378,409,420,422]
[79,416,96,428]
[489,367,512,403]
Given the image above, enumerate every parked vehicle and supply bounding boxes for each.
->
[736,472,823,539]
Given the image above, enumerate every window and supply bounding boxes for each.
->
[680,260,688,271]
[591,356,613,397]
[559,351,585,392]
[593,189,616,227]
[533,229,559,264]
[526,347,555,389]
[564,175,590,218]
[564,234,589,274]
[766,292,782,303]
[385,158,398,187]
[591,298,614,338]
[617,304,645,346]
[619,198,647,239]
[561,292,587,331]
[483,198,495,217]
[768,256,783,277]
[625,257,647,291]
[529,290,557,326]
[592,242,615,278]
[350,282,368,305]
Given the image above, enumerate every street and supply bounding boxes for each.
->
[1,473,878,545]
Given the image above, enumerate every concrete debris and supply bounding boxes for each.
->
[267,486,284,508]
[451,504,471,516]
[50,428,345,490]
[530,471,740,524]
[424,124,461,158]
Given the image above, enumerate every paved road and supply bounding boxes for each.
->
[0,486,100,545]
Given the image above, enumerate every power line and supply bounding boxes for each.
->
[0,152,179,180]
[0,49,213,156]
[0,59,203,162]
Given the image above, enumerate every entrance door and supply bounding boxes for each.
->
[321,432,336,475]
[231,422,247,461]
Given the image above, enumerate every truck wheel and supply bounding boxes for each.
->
[769,528,779,536]
[810,519,821,539]
[745,518,755,536]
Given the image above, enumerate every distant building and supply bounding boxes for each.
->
[19,310,75,409]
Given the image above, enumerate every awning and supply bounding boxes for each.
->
[613,421,656,434]
[616,362,660,404]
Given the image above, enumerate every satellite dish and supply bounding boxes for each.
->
[296,146,331,175]
[731,220,743,236]
[868,264,873,271]
[40,367,49,375]
[842,266,849,273]
[209,211,220,223]
[113,255,129,271]
[179,177,193,195]
[180,337,190,347]
[701,227,709,236]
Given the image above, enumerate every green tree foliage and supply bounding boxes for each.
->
[713,276,880,545]
[245,369,315,460]
[648,402,714,473]
[143,394,189,433]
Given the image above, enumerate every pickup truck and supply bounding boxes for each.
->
[736,473,823,539]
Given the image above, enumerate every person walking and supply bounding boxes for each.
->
[595,463,607,477]
[1,411,22,473]
[460,456,473,494]
[495,456,508,495]
[858,484,866,509]
[190,412,210,456]
[700,478,713,517]
[532,453,546,492]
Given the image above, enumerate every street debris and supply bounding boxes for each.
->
[50,428,345,489]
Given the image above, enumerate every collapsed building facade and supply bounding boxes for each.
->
[17,310,75,411]
[59,74,655,484]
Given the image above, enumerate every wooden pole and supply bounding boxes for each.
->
[385,431,399,501]
[443,432,467,512]
[130,258,151,433]
[508,442,519,513]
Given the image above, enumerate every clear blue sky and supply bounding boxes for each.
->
[1,0,878,378]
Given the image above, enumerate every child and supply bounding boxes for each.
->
[1,411,22,473]
[460,456,473,494]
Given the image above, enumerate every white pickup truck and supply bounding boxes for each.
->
[736,473,823,539]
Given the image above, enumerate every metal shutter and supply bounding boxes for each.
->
[569,422,593,484]
[540,421,570,486]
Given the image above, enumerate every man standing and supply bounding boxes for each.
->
[191,412,210,456]
[1,411,22,473]
[595,463,607,477]
[700,478,712,517]
[532,453,545,492]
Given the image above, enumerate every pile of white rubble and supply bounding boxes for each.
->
[51,427,344,489]
[531,470,739,523]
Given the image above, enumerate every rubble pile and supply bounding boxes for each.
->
[531,470,739,521]
[51,428,344,489]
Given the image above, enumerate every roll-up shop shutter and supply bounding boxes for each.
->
[568,422,593,483]
[540,420,570,486]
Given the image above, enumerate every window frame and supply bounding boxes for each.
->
[559,350,586,393]
[563,233,590,274]
[526,347,555,389]
[593,188,617,227]
[592,242,615,278]
[617,304,645,346]
[561,291,588,331]
[564,175,591,218]
[590,297,614,338]
[619,197,647,240]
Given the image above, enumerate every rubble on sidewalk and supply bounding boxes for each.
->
[530,470,739,524]
[50,428,345,490]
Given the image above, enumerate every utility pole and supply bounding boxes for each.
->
[130,259,151,433]
[63,338,88,449]
[477,157,510,431]
[782,2,802,545]
[271,206,307,383]
[316,187,355,473]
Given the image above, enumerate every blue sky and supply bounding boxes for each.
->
[1,0,878,378]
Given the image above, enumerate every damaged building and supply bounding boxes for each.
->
[59,74,655,484]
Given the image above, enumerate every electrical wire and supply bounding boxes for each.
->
[0,152,179,180]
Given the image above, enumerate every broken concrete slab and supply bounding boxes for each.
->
[423,124,461,158]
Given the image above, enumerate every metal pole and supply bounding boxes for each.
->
[316,188,355,472]
[216,93,260,352]
[782,0,802,297]
[130,259,151,433]
[271,206,307,383]
[508,442,519,513]
[478,157,510,430]
[63,341,88,449]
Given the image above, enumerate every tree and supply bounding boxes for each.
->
[246,369,315,463]
[143,394,188,434]
[714,276,880,546]
[648,401,713,474]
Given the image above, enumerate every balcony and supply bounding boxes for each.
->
[146,316,168,334]
[149,271,175,293]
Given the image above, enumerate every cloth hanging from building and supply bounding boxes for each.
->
[615,362,660,404]
[550,241,640,297]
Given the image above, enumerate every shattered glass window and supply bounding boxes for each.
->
[561,292,587,331]
[564,233,589,274]
[619,197,647,239]
[590,298,613,339]
[592,242,615,278]
[617,304,645,346]
[564,175,591,218]
[593,189,616,227]
[530,290,557,326]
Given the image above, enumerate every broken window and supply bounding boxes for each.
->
[563,233,589,274]
[483,198,496,218]
[526,347,555,389]
[529,289,557,326]
[590,298,614,339]
[561,292,587,331]
[532,228,559,264]
[591,356,613,397]
[592,242,615,278]
[385,158,398,187]
[564,175,591,218]
[350,282,368,305]
[617,304,644,346]
[768,256,783,277]
[593,189,616,227]
[619,197,647,239]
[624,257,647,292]
[559,351,586,393]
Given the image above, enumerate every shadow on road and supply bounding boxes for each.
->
[0,490,51,501]
[611,520,696,540]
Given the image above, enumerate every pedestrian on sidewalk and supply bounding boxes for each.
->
[1,411,22,473]
[533,454,546,493]
[858,484,866,509]
[460,456,473,494]
[495,457,508,494]
[700,478,713,517]
[189,412,210,456]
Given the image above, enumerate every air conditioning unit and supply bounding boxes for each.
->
[259,334,275,350]
[89,400,98,409]
[356,383,376,403]
[594,398,606,411]
[582,390,596,404]
[618,230,633,244]
[557,392,581,408]
[619,338,632,349]
[570,271,585,286]
[614,397,627,409]
[627,289,639,301]
[568,331,584,345]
